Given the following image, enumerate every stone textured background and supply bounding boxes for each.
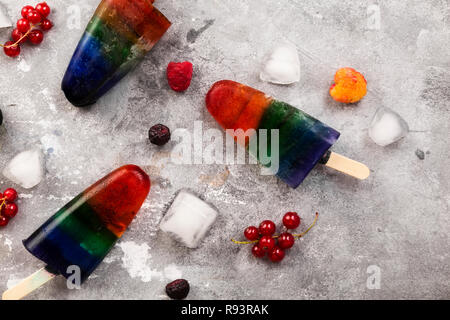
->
[0,0,449,299]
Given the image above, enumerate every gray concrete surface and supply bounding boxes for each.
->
[0,0,449,300]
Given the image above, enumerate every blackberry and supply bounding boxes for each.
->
[165,279,190,300]
[148,124,170,146]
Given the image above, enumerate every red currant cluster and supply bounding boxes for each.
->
[234,212,318,263]
[3,2,53,58]
[0,188,19,227]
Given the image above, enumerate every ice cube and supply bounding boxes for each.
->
[2,148,45,189]
[160,190,218,248]
[0,4,12,29]
[260,43,300,85]
[368,107,409,146]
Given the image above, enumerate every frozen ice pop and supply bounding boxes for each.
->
[3,165,150,300]
[61,0,171,106]
[206,80,369,188]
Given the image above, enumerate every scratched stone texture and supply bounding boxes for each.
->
[0,0,449,300]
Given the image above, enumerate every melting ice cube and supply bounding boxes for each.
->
[0,4,12,29]
[260,43,300,85]
[368,107,409,147]
[2,148,45,189]
[160,190,218,248]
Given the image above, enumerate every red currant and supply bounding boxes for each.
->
[3,203,18,219]
[258,235,275,252]
[251,244,266,258]
[268,246,285,262]
[21,5,34,19]
[244,226,259,241]
[283,212,301,229]
[40,19,53,31]
[11,29,27,44]
[3,41,21,57]
[17,18,30,33]
[259,220,276,236]
[3,188,18,202]
[278,232,295,249]
[35,2,51,18]
[26,10,42,24]
[0,216,8,227]
[28,30,44,45]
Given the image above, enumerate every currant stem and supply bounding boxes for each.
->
[1,23,41,48]
[0,198,6,218]
[231,212,319,244]
[297,212,319,238]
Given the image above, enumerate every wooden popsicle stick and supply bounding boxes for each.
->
[2,267,56,300]
[322,151,370,180]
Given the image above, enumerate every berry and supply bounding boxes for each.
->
[0,216,8,227]
[283,212,301,229]
[167,61,193,92]
[278,232,295,249]
[148,124,171,146]
[3,42,20,57]
[3,203,18,219]
[17,18,30,33]
[165,279,190,300]
[3,188,18,202]
[259,220,276,236]
[26,10,42,24]
[35,2,51,18]
[12,29,27,44]
[244,226,259,241]
[21,5,34,19]
[268,246,285,262]
[41,19,53,31]
[251,244,266,258]
[329,67,367,104]
[258,235,275,252]
[28,30,44,45]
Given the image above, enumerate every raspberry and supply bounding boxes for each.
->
[167,61,193,92]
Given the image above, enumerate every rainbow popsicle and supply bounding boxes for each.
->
[22,165,150,285]
[61,0,171,106]
[206,80,369,188]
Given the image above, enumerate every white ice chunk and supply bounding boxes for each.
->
[368,107,409,147]
[160,190,218,248]
[2,148,45,189]
[0,4,12,29]
[260,43,300,85]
